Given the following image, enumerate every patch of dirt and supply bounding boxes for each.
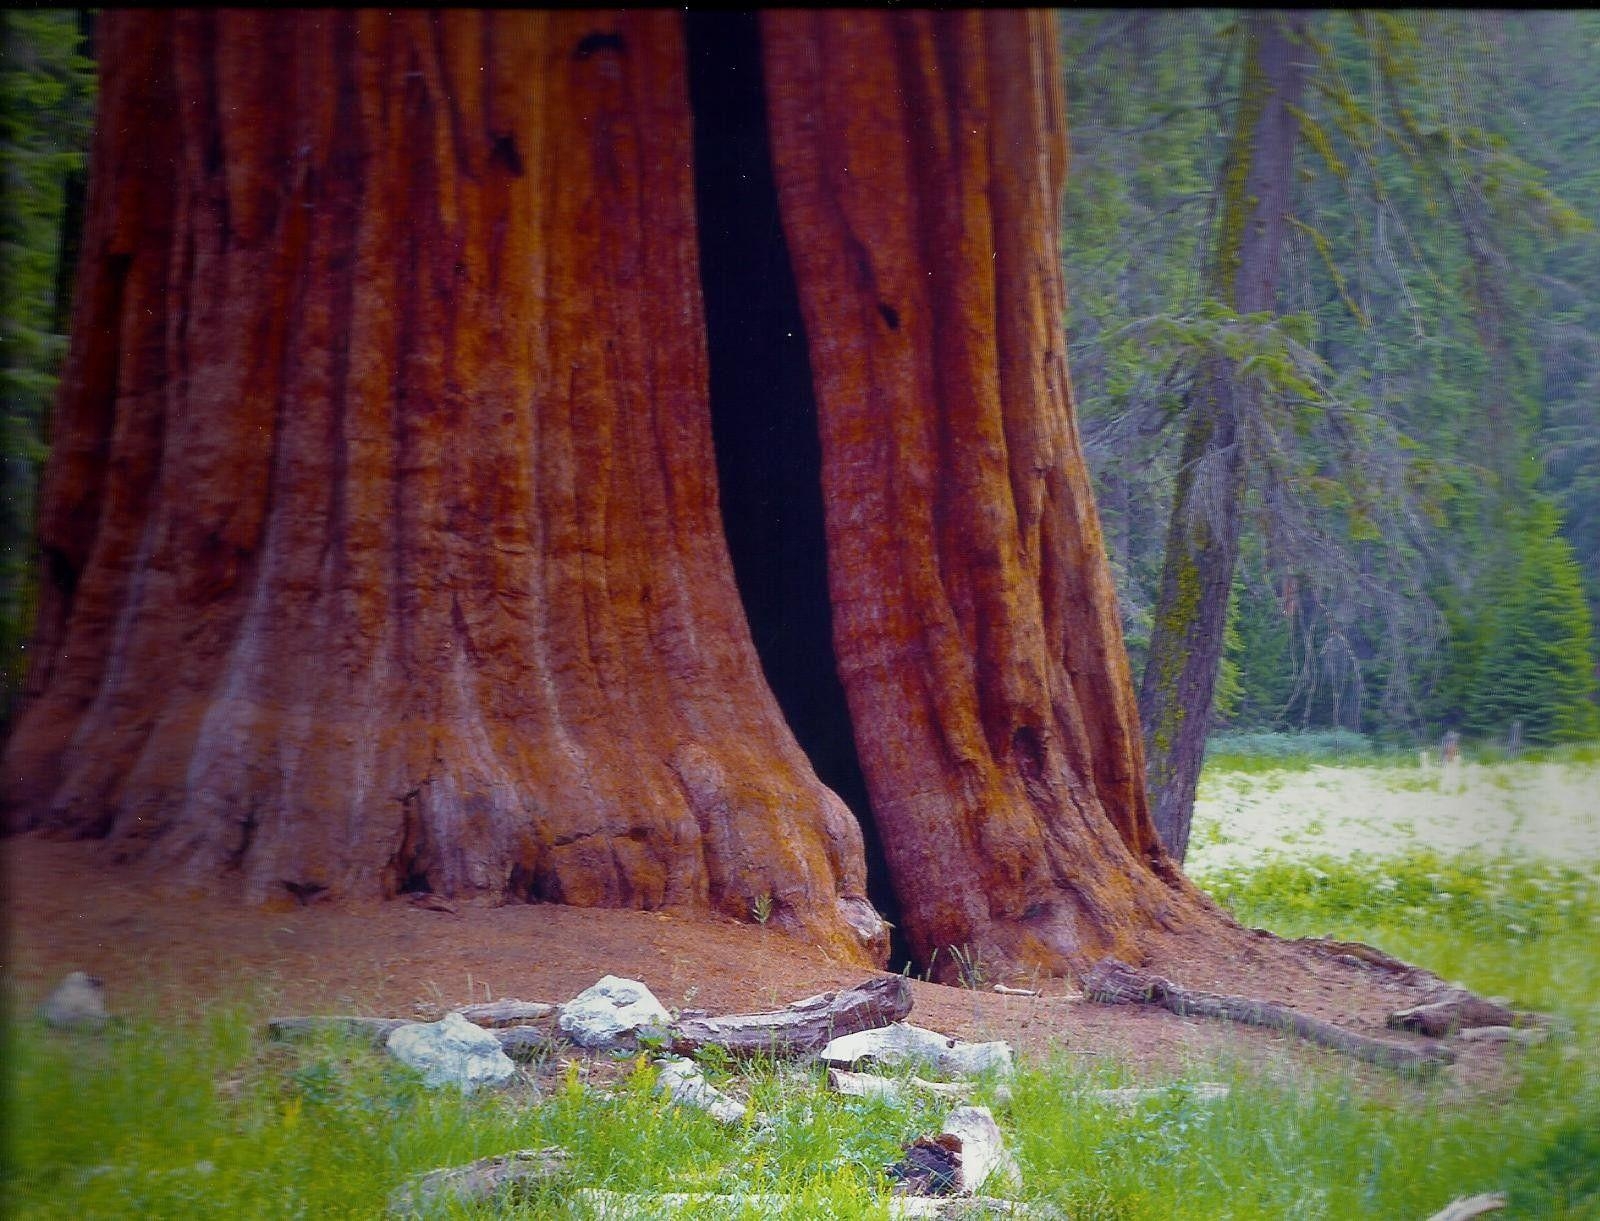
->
[3,836,1513,1090]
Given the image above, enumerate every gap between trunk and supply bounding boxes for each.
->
[684,11,906,964]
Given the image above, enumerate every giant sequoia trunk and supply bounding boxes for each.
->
[6,9,1207,980]
[1139,12,1307,862]
[4,10,886,963]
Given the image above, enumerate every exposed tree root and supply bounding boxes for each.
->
[1083,958,1456,1073]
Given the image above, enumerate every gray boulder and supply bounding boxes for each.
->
[386,1012,516,1092]
[38,971,109,1032]
[557,976,671,1049]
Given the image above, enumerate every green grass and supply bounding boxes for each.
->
[1203,729,1380,774]
[1204,730,1600,774]
[6,849,1599,1219]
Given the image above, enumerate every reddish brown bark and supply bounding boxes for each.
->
[3,10,887,964]
[9,9,1224,981]
[762,11,1206,979]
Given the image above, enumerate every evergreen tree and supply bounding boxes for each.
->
[0,10,94,719]
[1471,501,1599,744]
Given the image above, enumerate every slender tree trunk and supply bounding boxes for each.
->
[2,10,887,963]
[764,11,1204,979]
[1139,11,1307,861]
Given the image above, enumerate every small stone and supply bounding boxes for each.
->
[386,1011,516,1093]
[653,1056,747,1124]
[557,976,672,1050]
[38,971,109,1032]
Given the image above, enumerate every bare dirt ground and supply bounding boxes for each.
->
[3,835,1508,1089]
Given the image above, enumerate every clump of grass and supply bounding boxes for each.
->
[1194,849,1600,1021]
[1203,729,1377,773]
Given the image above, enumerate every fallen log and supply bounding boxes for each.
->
[268,1014,554,1061]
[1450,1025,1548,1047]
[1286,936,1448,988]
[452,999,557,1028]
[668,975,912,1058]
[1388,992,1518,1038]
[1082,960,1455,1073]
[820,1023,1014,1078]
[1422,1192,1507,1221]
[388,1147,568,1216]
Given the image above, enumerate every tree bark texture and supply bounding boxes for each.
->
[2,10,887,963]
[1138,11,1307,861]
[763,11,1203,979]
[9,9,1223,981]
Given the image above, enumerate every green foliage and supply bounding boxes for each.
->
[1197,848,1596,946]
[0,10,94,718]
[1063,11,1600,748]
[1468,501,1600,744]
[1204,728,1374,771]
[1505,1118,1600,1219]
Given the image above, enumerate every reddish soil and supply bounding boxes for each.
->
[4,836,1510,1090]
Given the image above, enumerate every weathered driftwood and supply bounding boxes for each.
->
[940,1106,1019,1196]
[388,1147,568,1216]
[654,1056,747,1124]
[821,1023,1014,1078]
[572,1189,1040,1218]
[1387,992,1518,1038]
[1422,1192,1508,1221]
[268,1014,554,1060]
[668,975,912,1058]
[1081,1083,1230,1108]
[452,999,557,1028]
[889,1106,1020,1199]
[1082,959,1455,1073]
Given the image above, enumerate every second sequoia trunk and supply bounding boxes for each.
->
[764,11,1202,979]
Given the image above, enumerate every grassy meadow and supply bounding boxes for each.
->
[5,744,1599,1218]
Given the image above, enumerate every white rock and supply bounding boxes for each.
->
[653,1056,747,1124]
[38,971,109,1032]
[386,1011,515,1093]
[942,1105,1021,1195]
[820,1022,1014,1079]
[557,976,671,1049]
